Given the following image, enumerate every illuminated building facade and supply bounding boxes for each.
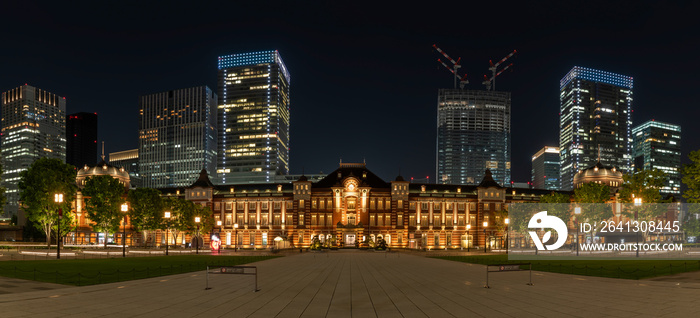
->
[632,120,681,195]
[138,86,217,188]
[437,89,511,186]
[531,146,560,190]
[217,50,290,184]
[170,163,557,250]
[66,112,98,168]
[559,66,633,191]
[1,84,66,217]
[61,161,568,249]
[109,148,141,188]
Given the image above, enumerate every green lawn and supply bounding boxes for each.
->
[0,255,278,286]
[433,255,700,280]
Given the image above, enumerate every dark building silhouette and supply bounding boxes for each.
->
[67,112,98,168]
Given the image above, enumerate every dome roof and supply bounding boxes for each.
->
[76,159,131,188]
[573,161,623,189]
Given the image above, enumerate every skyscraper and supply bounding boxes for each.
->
[138,86,217,188]
[531,146,560,190]
[67,112,98,168]
[632,120,681,195]
[559,66,633,191]
[1,84,66,216]
[437,89,511,186]
[217,50,290,184]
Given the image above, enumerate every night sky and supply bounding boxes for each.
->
[2,1,699,184]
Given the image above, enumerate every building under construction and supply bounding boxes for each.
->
[434,45,514,186]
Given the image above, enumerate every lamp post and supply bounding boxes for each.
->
[483,221,489,252]
[634,197,642,257]
[233,223,239,252]
[195,216,201,254]
[504,218,510,254]
[216,220,222,254]
[55,193,63,259]
[164,211,171,256]
[121,203,128,258]
[574,206,581,256]
[466,224,471,252]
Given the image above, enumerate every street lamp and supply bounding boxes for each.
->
[634,197,642,257]
[121,203,128,258]
[574,206,581,256]
[194,216,201,254]
[216,220,222,253]
[466,224,471,252]
[483,221,489,252]
[233,223,239,252]
[55,193,63,259]
[164,211,171,256]
[505,218,510,253]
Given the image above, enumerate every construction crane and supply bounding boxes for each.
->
[433,44,468,89]
[482,50,517,91]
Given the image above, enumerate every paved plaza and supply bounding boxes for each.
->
[1,250,699,317]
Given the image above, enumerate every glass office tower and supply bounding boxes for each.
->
[138,86,217,188]
[437,89,511,186]
[217,50,290,184]
[559,67,633,191]
[632,120,681,195]
[531,146,560,190]
[1,84,66,217]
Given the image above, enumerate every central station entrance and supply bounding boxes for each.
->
[345,234,356,246]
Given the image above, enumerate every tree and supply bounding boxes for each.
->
[127,188,164,247]
[683,216,700,240]
[619,169,667,204]
[539,192,572,226]
[376,238,387,250]
[682,150,700,220]
[310,235,322,250]
[574,182,613,235]
[163,197,205,247]
[186,204,214,245]
[18,158,77,248]
[82,175,126,248]
[618,169,668,229]
[682,150,700,203]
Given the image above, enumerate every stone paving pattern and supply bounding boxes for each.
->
[1,250,699,317]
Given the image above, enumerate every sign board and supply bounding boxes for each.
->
[485,263,533,288]
[220,267,245,274]
[498,265,521,271]
[206,265,258,292]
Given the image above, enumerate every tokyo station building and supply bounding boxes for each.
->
[176,162,559,250]
[67,160,680,249]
